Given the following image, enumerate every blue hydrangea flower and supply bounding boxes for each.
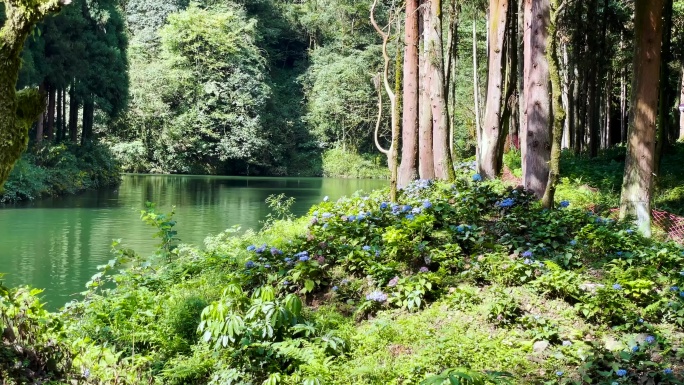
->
[562,340,572,346]
[664,368,673,375]
[616,369,627,377]
[256,245,266,254]
[375,250,381,257]
[523,259,532,265]
[247,245,256,251]
[419,266,429,273]
[245,261,255,268]
[412,207,422,214]
[497,198,516,208]
[616,251,623,256]
[332,286,339,291]
[473,174,482,182]
[264,264,271,269]
[406,214,415,221]
[380,202,389,210]
[299,256,309,262]
[631,346,638,352]
[570,240,578,246]
[283,280,290,286]
[362,245,371,251]
[322,212,332,219]
[323,196,329,202]
[402,205,412,212]
[613,283,622,290]
[271,247,282,256]
[556,371,563,377]
[456,225,465,233]
[423,200,432,209]
[638,318,644,324]
[284,257,292,263]
[611,382,619,385]
[559,200,570,208]
[626,229,634,234]
[522,250,533,258]
[680,291,684,298]
[366,291,388,302]
[323,223,329,230]
[347,215,356,221]
[341,279,349,285]
[671,286,679,291]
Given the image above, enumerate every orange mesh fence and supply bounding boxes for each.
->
[652,209,684,242]
[604,207,684,243]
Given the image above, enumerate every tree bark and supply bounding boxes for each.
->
[655,0,673,175]
[46,84,55,141]
[82,97,94,144]
[69,82,79,143]
[56,87,63,142]
[0,0,68,188]
[619,0,665,237]
[522,0,551,198]
[425,0,455,180]
[419,3,435,180]
[35,83,46,144]
[370,0,400,201]
[398,0,420,188]
[479,0,510,179]
[679,63,684,141]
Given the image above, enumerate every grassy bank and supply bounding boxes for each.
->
[2,172,684,384]
[504,143,684,215]
[321,148,389,179]
[0,142,121,203]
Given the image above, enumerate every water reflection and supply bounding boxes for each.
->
[0,175,386,309]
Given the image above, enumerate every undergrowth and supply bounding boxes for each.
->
[2,170,684,384]
[0,142,121,203]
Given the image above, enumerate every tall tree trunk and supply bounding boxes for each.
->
[46,85,56,141]
[655,0,673,175]
[516,0,525,150]
[479,0,510,179]
[446,0,460,160]
[419,4,435,180]
[35,83,46,144]
[69,82,79,143]
[621,32,628,143]
[561,43,571,149]
[370,0,400,200]
[523,0,551,198]
[542,0,567,208]
[426,0,454,180]
[56,87,63,142]
[473,18,482,169]
[521,0,533,176]
[619,0,665,237]
[679,63,684,141]
[61,88,67,141]
[82,97,94,144]
[398,0,420,188]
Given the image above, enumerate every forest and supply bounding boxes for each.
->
[2,0,684,383]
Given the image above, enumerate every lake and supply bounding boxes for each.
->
[0,175,387,309]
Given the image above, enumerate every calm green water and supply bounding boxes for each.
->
[0,175,387,309]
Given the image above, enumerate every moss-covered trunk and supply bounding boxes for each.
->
[541,0,566,209]
[0,0,69,189]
